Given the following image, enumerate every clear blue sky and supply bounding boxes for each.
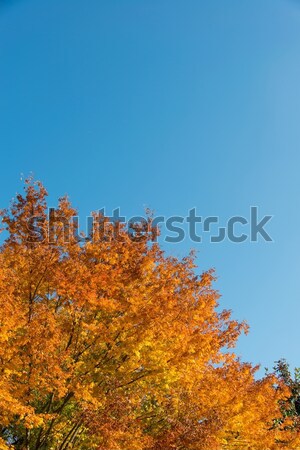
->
[0,0,300,375]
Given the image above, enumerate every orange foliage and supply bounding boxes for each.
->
[0,178,298,449]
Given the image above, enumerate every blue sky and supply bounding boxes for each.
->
[0,0,300,375]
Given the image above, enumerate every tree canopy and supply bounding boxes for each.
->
[0,178,299,450]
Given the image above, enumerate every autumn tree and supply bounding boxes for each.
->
[266,359,300,448]
[0,178,297,449]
